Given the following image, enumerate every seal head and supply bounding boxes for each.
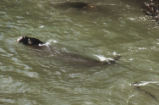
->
[17,36,44,46]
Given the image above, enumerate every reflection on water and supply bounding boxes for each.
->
[1,0,159,105]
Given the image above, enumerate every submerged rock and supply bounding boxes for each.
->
[51,1,96,10]
[144,0,159,22]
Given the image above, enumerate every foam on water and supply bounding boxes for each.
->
[133,81,159,86]
[94,54,114,62]
[39,39,58,47]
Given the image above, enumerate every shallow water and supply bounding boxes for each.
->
[1,0,159,105]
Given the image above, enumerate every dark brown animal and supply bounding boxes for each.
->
[17,36,44,46]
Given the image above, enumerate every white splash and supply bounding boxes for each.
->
[112,51,120,56]
[94,54,114,62]
[16,36,23,42]
[128,17,136,21]
[39,25,44,28]
[129,58,134,61]
[138,47,147,50]
[133,81,159,86]
[39,39,58,47]
[39,42,50,47]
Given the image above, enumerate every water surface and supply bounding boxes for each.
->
[1,0,159,105]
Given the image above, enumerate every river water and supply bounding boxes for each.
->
[1,0,159,105]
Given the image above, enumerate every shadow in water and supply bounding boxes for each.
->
[38,46,120,67]
[50,1,123,18]
[19,43,120,68]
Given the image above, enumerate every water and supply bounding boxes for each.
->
[1,0,159,105]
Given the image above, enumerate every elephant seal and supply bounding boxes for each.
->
[17,36,120,65]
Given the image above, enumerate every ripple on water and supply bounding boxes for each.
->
[0,75,30,93]
[0,47,6,54]
[0,73,43,104]
[16,69,39,79]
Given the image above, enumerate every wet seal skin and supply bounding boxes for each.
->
[17,36,44,46]
[17,36,120,65]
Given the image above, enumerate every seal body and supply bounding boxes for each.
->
[17,36,120,66]
[17,36,44,46]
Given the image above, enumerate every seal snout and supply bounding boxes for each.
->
[16,36,24,43]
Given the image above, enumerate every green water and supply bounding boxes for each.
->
[1,0,159,105]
